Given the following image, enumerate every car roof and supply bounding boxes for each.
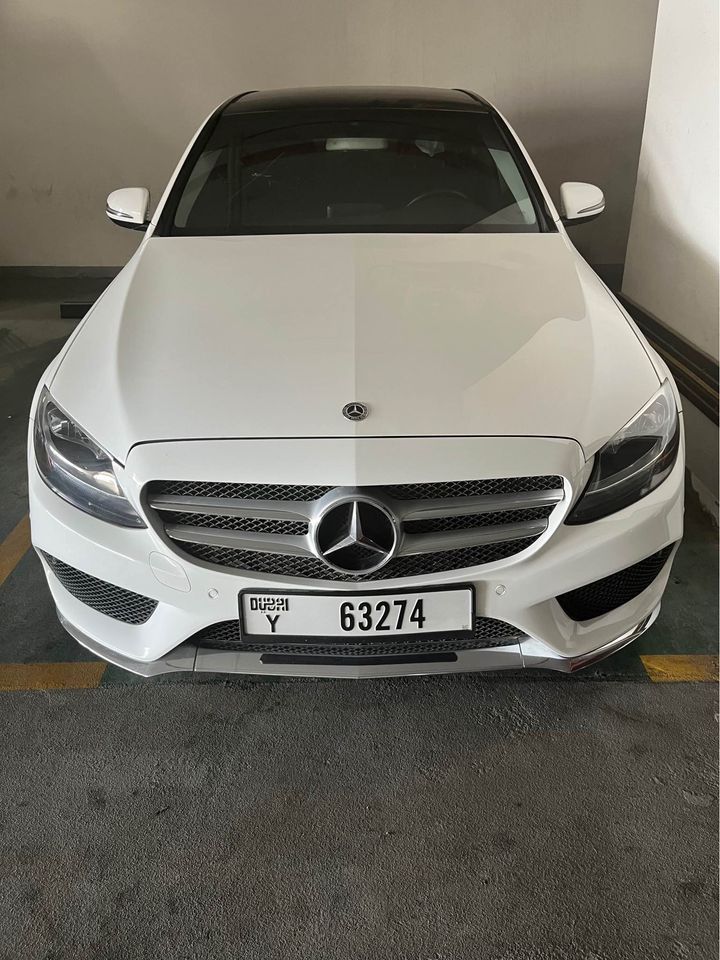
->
[223,86,492,116]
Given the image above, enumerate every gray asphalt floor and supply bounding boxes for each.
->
[0,677,717,959]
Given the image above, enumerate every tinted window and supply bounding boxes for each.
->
[168,110,544,235]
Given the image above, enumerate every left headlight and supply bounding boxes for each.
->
[566,379,680,524]
[33,387,145,528]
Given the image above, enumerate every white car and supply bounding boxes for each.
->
[29,87,684,679]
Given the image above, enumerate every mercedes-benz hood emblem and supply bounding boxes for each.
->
[342,401,369,422]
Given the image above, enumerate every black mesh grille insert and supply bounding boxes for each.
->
[557,545,675,621]
[387,476,562,499]
[153,481,333,502]
[41,553,158,624]
[177,537,538,582]
[191,616,526,657]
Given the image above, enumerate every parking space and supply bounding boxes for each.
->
[1,280,718,689]
[0,280,717,958]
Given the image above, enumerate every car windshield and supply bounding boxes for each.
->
[167,109,545,235]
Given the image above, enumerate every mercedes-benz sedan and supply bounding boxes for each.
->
[29,86,684,678]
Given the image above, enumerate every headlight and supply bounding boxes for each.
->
[33,387,145,528]
[566,379,680,524]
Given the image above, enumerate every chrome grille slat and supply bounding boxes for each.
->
[147,476,565,581]
[403,505,553,535]
[148,494,313,523]
[394,488,563,521]
[165,525,314,557]
[399,517,549,556]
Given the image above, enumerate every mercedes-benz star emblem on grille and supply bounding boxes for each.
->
[342,401,369,421]
[315,499,397,574]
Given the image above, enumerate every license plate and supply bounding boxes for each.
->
[239,586,474,640]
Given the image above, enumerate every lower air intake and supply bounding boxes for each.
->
[41,553,158,625]
[557,545,675,621]
[190,616,526,658]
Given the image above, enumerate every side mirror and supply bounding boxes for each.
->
[106,187,150,231]
[559,182,605,225]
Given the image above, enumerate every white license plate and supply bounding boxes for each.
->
[240,587,474,639]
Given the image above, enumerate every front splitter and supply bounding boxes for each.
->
[59,606,660,680]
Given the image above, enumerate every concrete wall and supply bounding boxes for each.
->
[0,0,659,269]
[622,0,719,520]
[623,0,719,361]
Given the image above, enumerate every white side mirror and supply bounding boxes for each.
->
[106,187,150,230]
[559,182,605,224]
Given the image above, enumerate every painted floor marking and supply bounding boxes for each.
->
[641,655,719,682]
[0,661,106,692]
[0,655,717,690]
[0,515,31,588]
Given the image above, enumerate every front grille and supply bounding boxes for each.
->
[557,545,675,621]
[146,476,565,582]
[191,616,526,657]
[41,553,158,624]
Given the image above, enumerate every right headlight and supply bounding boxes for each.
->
[33,387,145,528]
[566,379,680,524]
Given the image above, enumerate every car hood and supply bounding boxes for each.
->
[51,233,658,461]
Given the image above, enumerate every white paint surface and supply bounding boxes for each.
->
[47,232,658,461]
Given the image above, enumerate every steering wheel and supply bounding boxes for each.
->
[404,189,473,208]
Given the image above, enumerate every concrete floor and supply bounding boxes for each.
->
[1,679,717,960]
[0,278,717,958]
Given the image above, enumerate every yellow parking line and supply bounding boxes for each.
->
[641,655,719,682]
[0,515,31,587]
[0,661,106,692]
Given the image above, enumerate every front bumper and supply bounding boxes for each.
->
[28,434,684,679]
